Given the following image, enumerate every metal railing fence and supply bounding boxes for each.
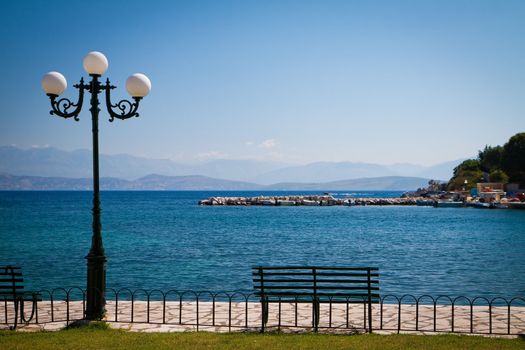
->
[2,288,524,335]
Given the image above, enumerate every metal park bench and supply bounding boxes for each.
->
[1,266,39,329]
[252,266,379,332]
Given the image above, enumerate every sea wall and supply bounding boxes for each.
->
[198,195,425,206]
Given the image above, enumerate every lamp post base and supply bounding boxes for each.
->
[85,254,107,320]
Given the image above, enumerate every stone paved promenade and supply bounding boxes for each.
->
[1,300,524,337]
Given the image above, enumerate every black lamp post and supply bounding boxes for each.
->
[42,51,151,320]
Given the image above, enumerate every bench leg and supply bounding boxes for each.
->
[313,299,320,332]
[260,300,268,333]
[367,300,373,333]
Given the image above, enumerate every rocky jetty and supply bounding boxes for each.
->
[198,195,424,206]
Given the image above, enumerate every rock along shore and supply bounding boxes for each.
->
[198,195,425,206]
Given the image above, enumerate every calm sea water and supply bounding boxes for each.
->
[1,191,524,298]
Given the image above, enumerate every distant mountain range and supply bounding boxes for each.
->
[251,160,461,184]
[0,146,286,181]
[0,146,464,184]
[0,173,431,191]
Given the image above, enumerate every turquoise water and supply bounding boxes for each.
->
[1,191,524,298]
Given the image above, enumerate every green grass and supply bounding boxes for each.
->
[0,327,523,350]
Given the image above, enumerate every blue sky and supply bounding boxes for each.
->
[0,0,524,165]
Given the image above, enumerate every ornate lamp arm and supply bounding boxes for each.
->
[104,79,141,122]
[48,78,86,121]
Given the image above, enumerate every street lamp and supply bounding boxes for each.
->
[41,51,151,320]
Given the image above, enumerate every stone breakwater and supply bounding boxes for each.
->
[198,195,423,206]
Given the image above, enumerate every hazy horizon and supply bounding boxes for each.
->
[0,144,462,184]
[1,143,467,167]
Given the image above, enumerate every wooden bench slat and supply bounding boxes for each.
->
[257,298,382,303]
[255,285,380,291]
[255,291,380,297]
[256,299,380,304]
[316,272,378,277]
[1,295,42,301]
[254,280,378,284]
[252,266,378,271]
[254,278,378,284]
[0,272,23,276]
[253,272,379,277]
[0,278,23,283]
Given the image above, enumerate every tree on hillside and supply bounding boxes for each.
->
[447,159,483,190]
[445,132,525,190]
[489,169,509,184]
[427,179,443,191]
[478,145,503,173]
[502,133,525,186]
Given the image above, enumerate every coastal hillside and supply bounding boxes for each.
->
[0,173,130,190]
[131,174,264,190]
[447,133,525,189]
[0,173,264,191]
[0,173,430,191]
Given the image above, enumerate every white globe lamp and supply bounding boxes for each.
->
[83,51,109,76]
[126,73,151,97]
[41,71,67,96]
